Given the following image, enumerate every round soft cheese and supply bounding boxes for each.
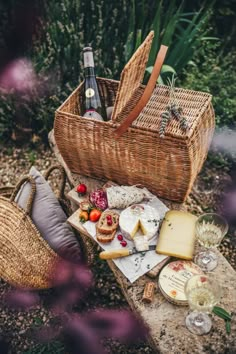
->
[119,204,160,241]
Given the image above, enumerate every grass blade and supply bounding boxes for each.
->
[147,0,162,67]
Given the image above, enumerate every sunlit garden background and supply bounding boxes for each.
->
[0,0,236,353]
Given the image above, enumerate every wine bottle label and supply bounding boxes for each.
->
[83,110,103,121]
[83,51,94,68]
[85,88,95,98]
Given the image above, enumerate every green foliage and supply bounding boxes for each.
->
[23,340,65,354]
[207,152,232,171]
[125,0,216,83]
[210,0,236,53]
[0,94,15,139]
[27,150,38,165]
[0,0,234,141]
[182,42,236,128]
[34,0,130,82]
[0,0,131,140]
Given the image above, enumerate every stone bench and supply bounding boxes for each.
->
[49,130,236,353]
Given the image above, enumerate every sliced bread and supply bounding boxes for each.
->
[96,210,119,235]
[96,229,116,243]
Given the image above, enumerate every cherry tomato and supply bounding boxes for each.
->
[79,210,89,223]
[89,209,102,222]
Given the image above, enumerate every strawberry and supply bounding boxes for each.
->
[76,183,87,196]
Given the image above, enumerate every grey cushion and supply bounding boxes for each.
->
[15,166,81,263]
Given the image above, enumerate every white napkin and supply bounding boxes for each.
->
[83,191,169,283]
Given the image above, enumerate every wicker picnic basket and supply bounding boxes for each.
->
[54,31,215,202]
[0,164,95,289]
[0,176,61,289]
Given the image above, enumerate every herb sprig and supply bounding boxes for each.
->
[213,306,232,334]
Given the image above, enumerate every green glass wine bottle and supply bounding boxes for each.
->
[82,47,107,121]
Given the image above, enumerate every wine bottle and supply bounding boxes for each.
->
[82,47,107,121]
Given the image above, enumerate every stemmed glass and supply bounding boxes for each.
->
[185,274,222,335]
[194,213,228,272]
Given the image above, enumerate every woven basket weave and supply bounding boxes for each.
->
[54,32,215,202]
[0,176,61,289]
[0,166,95,268]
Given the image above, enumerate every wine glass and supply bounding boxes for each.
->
[194,213,228,272]
[185,274,222,335]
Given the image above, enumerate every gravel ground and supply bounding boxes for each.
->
[0,143,235,354]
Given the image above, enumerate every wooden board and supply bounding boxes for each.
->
[67,187,87,207]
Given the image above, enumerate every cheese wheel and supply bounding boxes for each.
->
[119,204,160,240]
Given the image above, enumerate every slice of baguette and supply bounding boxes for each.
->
[96,210,119,235]
[96,229,116,243]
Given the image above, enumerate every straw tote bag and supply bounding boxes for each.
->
[0,176,61,289]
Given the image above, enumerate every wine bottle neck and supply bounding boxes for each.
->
[84,67,95,77]
[83,49,94,68]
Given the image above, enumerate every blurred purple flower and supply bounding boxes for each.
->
[63,314,107,354]
[51,260,93,289]
[51,288,81,316]
[51,260,74,286]
[0,58,36,93]
[220,188,236,224]
[211,129,236,156]
[63,310,149,354]
[50,260,93,314]
[32,325,60,344]
[73,263,94,288]
[2,259,149,354]
[85,309,149,343]
[5,289,40,310]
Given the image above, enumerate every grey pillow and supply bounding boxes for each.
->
[15,166,82,263]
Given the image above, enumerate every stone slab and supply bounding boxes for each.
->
[49,129,236,353]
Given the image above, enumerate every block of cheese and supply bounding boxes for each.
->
[119,204,160,241]
[156,210,197,260]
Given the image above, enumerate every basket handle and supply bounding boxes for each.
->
[43,164,67,200]
[114,44,168,139]
[10,176,36,215]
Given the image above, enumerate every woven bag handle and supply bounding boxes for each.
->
[43,164,66,200]
[114,44,168,139]
[10,176,36,215]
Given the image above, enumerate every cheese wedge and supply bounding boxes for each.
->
[156,210,197,260]
[119,204,160,240]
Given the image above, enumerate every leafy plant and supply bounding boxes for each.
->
[182,42,236,168]
[33,0,130,82]
[125,0,216,83]
[182,43,236,128]
[0,0,234,141]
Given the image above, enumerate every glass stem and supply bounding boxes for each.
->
[202,251,212,264]
[193,312,205,327]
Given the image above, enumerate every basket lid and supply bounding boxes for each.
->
[111,31,154,122]
[111,32,213,140]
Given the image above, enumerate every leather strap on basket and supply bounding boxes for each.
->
[10,176,36,215]
[44,164,66,200]
[114,45,168,139]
